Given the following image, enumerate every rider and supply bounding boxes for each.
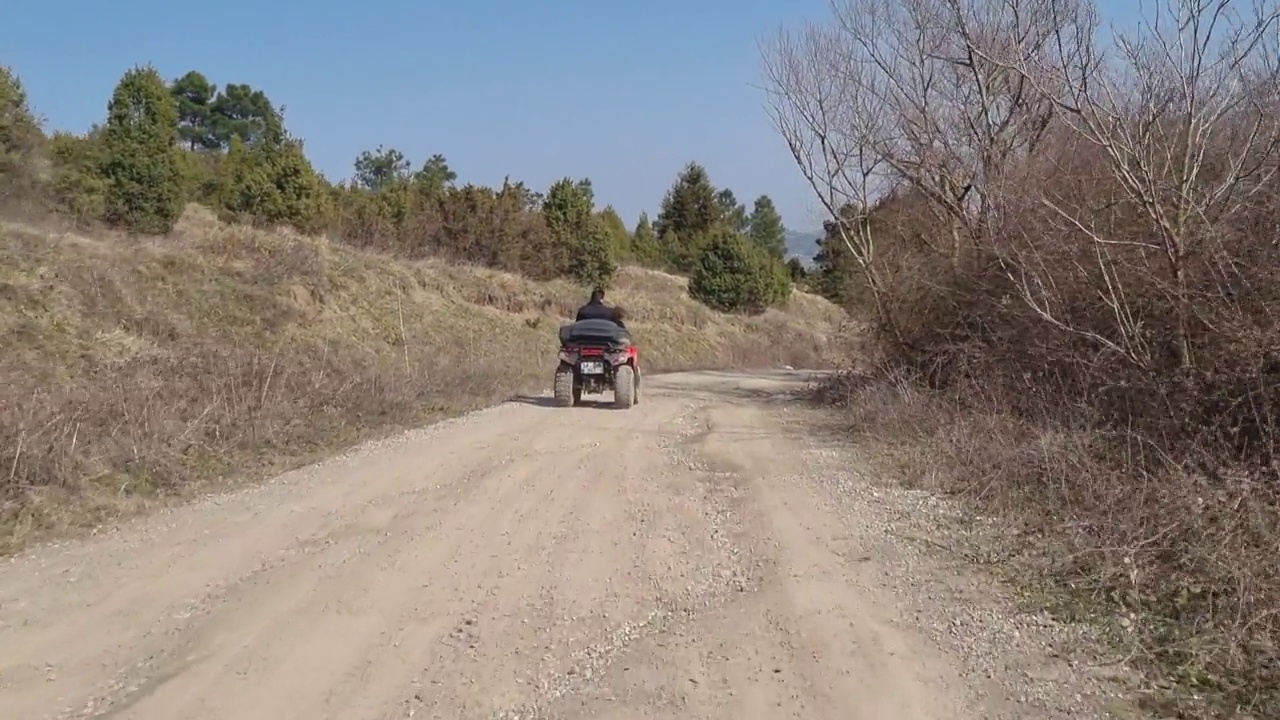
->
[575,286,626,329]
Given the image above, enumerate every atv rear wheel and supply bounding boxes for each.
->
[553,368,576,407]
[614,365,636,409]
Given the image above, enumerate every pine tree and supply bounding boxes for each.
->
[353,145,411,191]
[689,228,791,314]
[746,195,787,260]
[786,257,807,283]
[208,83,283,150]
[0,66,42,171]
[543,177,616,286]
[413,153,456,195]
[811,207,861,304]
[631,212,664,267]
[575,216,618,288]
[597,205,632,260]
[100,65,186,234]
[170,71,218,151]
[716,188,748,233]
[655,161,720,272]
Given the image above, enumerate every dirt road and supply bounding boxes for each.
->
[0,371,1115,720]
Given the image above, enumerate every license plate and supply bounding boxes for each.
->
[580,361,604,374]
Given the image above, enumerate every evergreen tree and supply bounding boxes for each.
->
[575,216,618,288]
[811,205,861,304]
[264,136,331,233]
[631,212,664,267]
[597,205,632,259]
[0,66,42,171]
[543,177,594,238]
[218,134,330,233]
[655,161,720,272]
[746,194,787,260]
[353,145,411,191]
[413,153,457,195]
[542,177,615,286]
[48,130,109,222]
[689,228,791,314]
[208,83,283,149]
[786,257,807,283]
[170,71,218,151]
[716,188,748,233]
[100,65,186,234]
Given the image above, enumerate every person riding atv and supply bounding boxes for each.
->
[575,287,625,328]
[556,287,639,409]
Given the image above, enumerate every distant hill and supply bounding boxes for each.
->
[785,229,823,265]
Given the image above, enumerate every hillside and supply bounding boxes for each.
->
[784,228,822,264]
[0,205,847,554]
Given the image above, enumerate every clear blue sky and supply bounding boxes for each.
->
[2,0,834,231]
[3,1,1141,234]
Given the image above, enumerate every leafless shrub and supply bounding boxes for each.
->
[773,0,1280,713]
[990,0,1280,370]
[762,0,1080,345]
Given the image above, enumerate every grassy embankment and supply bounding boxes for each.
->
[0,204,846,554]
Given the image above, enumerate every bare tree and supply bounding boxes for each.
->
[761,21,901,334]
[984,0,1280,368]
[763,0,1069,272]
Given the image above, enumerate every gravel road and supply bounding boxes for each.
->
[0,370,1124,720]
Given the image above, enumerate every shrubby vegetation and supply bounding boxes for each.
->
[0,65,793,314]
[764,0,1280,715]
[689,228,790,313]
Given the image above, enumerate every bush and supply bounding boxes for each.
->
[0,66,41,173]
[216,136,329,233]
[568,215,617,287]
[768,1,1280,713]
[541,177,617,287]
[689,229,791,313]
[0,66,46,207]
[47,131,108,223]
[100,66,186,234]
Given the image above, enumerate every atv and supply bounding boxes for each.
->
[553,318,640,409]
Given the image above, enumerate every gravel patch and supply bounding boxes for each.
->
[784,410,1139,720]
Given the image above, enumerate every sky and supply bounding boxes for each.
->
[2,1,1144,234]
[1,0,837,231]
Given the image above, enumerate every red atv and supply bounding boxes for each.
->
[554,319,640,409]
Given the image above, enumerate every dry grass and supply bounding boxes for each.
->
[0,204,846,554]
[817,369,1280,719]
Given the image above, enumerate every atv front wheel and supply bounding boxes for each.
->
[614,365,636,409]
[553,368,576,407]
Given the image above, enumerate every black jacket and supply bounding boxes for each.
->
[575,299,626,328]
